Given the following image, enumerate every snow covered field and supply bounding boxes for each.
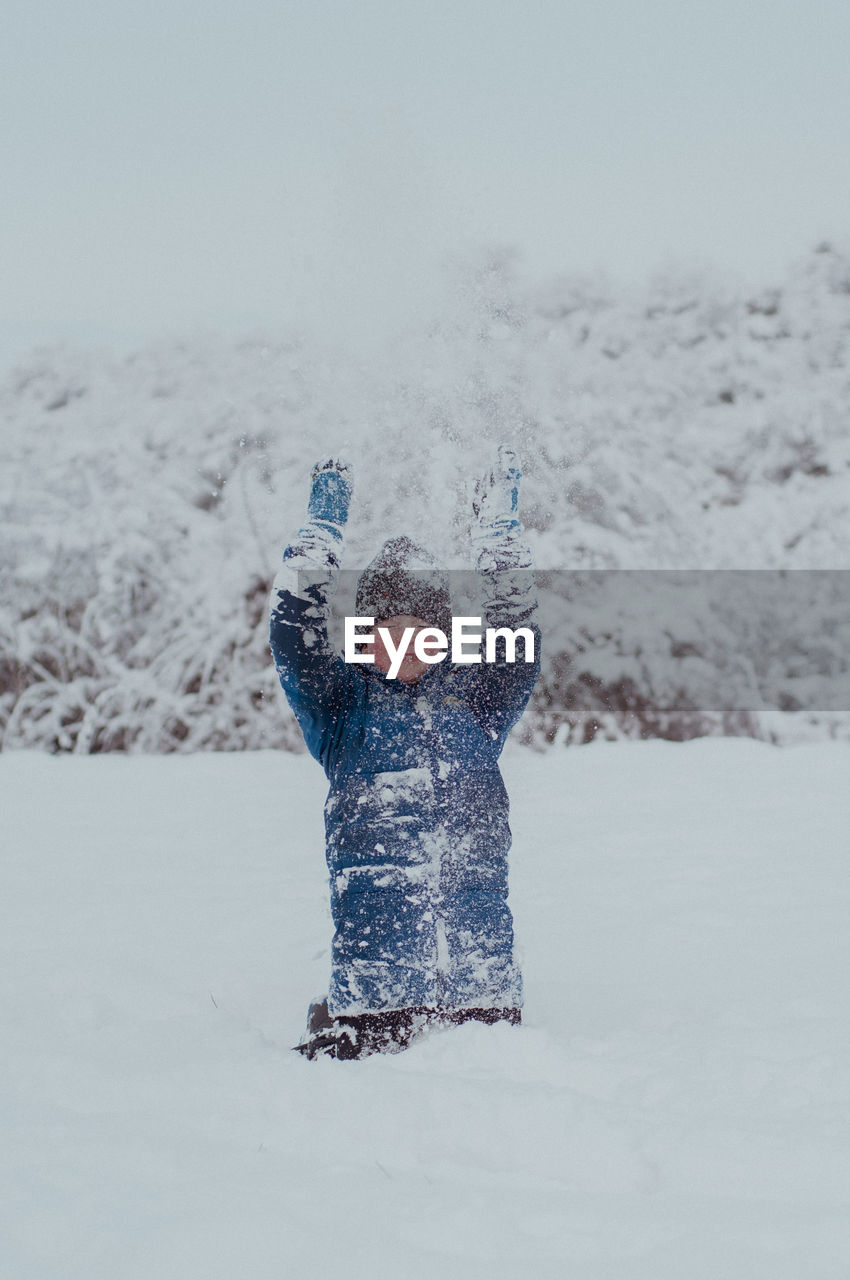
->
[2,739,849,1278]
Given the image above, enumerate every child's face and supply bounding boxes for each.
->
[373,615,431,684]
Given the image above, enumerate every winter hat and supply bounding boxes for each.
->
[355,537,452,633]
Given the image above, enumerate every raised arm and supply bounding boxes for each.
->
[269,458,355,770]
[468,447,541,743]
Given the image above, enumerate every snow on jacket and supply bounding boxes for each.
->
[269,520,539,1017]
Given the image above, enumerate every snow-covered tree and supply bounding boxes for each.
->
[2,244,849,752]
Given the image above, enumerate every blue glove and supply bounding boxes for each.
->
[472,446,521,536]
[307,458,353,527]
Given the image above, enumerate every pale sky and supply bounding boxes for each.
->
[3,0,850,361]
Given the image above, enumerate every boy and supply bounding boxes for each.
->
[270,449,539,1059]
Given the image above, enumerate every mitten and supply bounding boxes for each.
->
[307,457,353,529]
[472,446,522,542]
[282,457,353,574]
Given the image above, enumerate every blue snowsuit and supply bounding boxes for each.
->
[270,527,539,1017]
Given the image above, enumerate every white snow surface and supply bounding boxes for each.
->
[3,739,849,1278]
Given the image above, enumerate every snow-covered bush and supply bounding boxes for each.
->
[2,244,849,752]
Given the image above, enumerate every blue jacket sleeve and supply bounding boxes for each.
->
[466,528,540,745]
[269,517,354,773]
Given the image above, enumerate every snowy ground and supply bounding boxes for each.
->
[2,739,849,1279]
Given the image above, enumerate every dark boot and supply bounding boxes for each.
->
[293,998,352,1059]
[294,1001,416,1060]
[294,1002,521,1061]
